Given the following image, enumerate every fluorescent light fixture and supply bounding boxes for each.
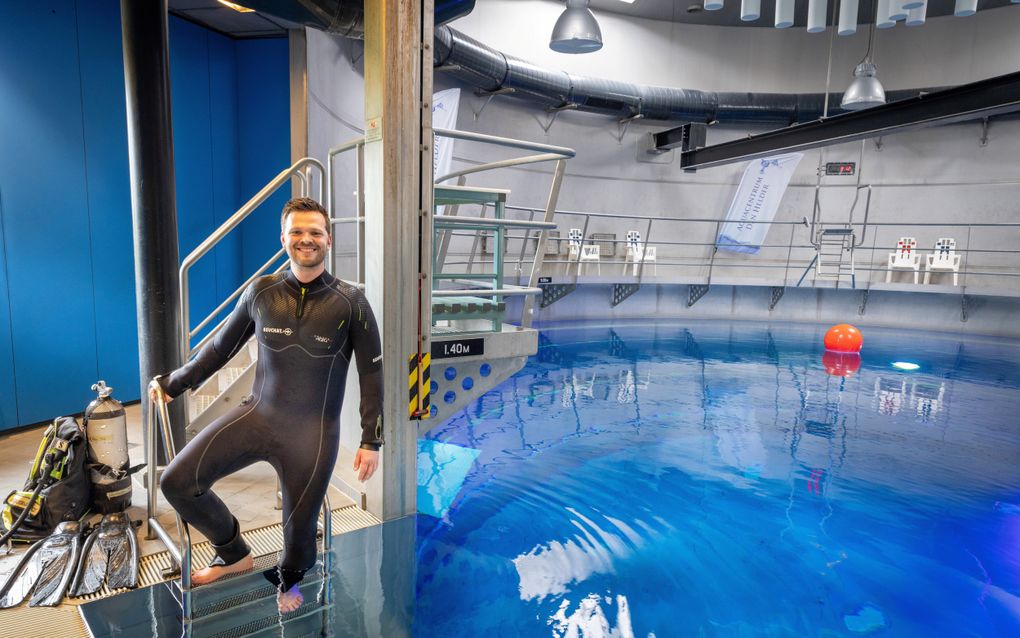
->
[775,0,794,27]
[807,0,827,32]
[217,0,255,12]
[741,0,761,21]
[892,361,921,371]
[838,0,859,35]
[954,0,977,16]
[550,0,604,54]
[905,1,928,24]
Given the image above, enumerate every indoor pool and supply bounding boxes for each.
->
[414,321,1020,638]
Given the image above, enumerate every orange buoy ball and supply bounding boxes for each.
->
[824,323,863,353]
[822,351,862,377]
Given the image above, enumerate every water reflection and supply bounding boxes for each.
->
[419,322,1020,637]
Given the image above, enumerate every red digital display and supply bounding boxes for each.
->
[825,162,856,176]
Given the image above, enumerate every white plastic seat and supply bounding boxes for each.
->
[886,237,920,284]
[624,230,642,261]
[579,244,601,274]
[626,245,657,276]
[567,228,583,260]
[924,237,961,286]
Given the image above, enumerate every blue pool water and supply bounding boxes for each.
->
[414,321,1020,637]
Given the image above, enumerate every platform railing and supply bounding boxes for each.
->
[434,202,1020,292]
[431,130,573,327]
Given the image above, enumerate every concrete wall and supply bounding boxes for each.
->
[435,2,1020,297]
[307,29,366,280]
[515,283,1020,338]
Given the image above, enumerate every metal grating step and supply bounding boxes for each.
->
[70,505,380,606]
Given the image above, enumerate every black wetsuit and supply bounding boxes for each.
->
[158,270,383,590]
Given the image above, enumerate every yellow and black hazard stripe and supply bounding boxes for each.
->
[408,352,431,419]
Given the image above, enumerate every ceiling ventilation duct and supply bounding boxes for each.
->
[233,0,931,126]
[433,25,923,124]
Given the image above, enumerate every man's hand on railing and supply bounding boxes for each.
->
[148,379,172,404]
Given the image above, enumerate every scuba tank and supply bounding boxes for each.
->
[84,381,142,514]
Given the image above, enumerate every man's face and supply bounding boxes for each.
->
[281,211,331,269]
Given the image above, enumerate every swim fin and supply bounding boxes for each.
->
[0,521,83,608]
[70,512,138,596]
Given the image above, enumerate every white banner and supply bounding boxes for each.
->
[432,88,460,184]
[717,152,803,254]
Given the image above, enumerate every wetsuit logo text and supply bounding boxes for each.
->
[263,327,294,336]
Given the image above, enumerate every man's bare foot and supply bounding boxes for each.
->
[277,584,303,613]
[192,553,254,585]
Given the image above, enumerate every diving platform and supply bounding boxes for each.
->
[418,184,559,430]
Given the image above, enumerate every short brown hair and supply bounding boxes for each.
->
[281,197,330,233]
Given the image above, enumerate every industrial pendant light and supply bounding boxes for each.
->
[840,17,886,110]
[550,0,603,54]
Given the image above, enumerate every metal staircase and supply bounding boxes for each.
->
[421,130,572,428]
[118,131,573,636]
[814,227,856,285]
[799,184,872,289]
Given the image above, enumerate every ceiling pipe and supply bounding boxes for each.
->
[433,25,929,125]
[232,0,940,126]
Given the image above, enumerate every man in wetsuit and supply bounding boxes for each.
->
[150,197,383,613]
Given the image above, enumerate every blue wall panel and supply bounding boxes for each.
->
[0,3,289,431]
[237,39,291,276]
[77,1,139,402]
[0,1,100,424]
[170,18,218,342]
[208,35,243,306]
[0,205,17,430]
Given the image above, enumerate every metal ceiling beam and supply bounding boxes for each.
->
[678,70,1020,172]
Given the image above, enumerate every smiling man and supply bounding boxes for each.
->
[151,197,384,614]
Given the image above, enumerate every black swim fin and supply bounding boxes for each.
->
[70,512,139,597]
[0,521,83,608]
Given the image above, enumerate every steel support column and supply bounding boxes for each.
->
[362,0,431,522]
[120,0,185,455]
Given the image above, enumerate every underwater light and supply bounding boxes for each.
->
[892,361,920,371]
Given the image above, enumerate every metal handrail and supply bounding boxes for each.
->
[180,157,325,360]
[440,198,1020,291]
[145,380,335,634]
[326,136,367,282]
[431,130,573,328]
[145,380,193,629]
[432,287,542,297]
[190,248,287,341]
[189,259,291,356]
[434,216,558,230]
[434,128,575,156]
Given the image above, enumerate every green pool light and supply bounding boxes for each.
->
[892,361,920,371]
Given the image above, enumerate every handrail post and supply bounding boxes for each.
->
[522,158,567,327]
[146,379,193,630]
[356,143,366,285]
